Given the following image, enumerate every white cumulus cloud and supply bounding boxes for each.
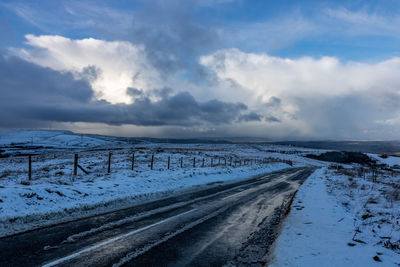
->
[200,48,400,139]
[15,34,162,104]
[9,35,400,139]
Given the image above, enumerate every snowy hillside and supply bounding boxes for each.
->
[0,131,326,237]
[0,130,133,154]
[0,130,399,265]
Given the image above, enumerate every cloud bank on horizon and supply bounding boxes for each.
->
[1,0,400,140]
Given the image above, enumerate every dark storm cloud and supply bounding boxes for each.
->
[0,54,248,128]
[238,112,263,122]
[126,87,144,97]
[265,116,281,123]
[129,0,221,78]
[291,93,396,139]
[265,96,281,108]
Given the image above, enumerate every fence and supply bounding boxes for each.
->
[0,147,293,182]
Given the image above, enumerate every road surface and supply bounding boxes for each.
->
[0,167,315,266]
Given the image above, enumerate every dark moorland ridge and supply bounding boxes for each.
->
[2,130,399,154]
[305,151,377,166]
[137,139,400,155]
[271,140,400,154]
[77,135,400,153]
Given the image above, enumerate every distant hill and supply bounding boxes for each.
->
[272,141,400,154]
[2,130,399,155]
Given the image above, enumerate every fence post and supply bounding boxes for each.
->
[168,156,170,170]
[28,155,32,180]
[202,158,205,167]
[131,153,135,170]
[151,154,154,170]
[108,152,112,173]
[74,153,78,175]
[193,157,196,168]
[180,157,183,168]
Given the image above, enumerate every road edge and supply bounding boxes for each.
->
[226,168,317,266]
[0,167,297,238]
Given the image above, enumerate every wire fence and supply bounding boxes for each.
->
[0,147,294,183]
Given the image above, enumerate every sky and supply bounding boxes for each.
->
[1,0,400,140]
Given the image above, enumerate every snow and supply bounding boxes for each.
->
[0,130,324,237]
[368,153,400,168]
[0,164,287,221]
[0,130,125,154]
[270,167,400,266]
[2,130,400,266]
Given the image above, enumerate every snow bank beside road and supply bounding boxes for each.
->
[0,130,328,238]
[270,167,400,266]
[0,163,290,237]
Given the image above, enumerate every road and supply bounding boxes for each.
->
[0,167,315,266]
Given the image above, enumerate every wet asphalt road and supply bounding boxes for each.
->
[0,167,314,266]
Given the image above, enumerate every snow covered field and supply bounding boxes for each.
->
[2,130,400,265]
[0,130,323,237]
[271,160,400,266]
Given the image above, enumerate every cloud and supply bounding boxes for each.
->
[2,0,133,37]
[0,53,94,127]
[13,33,223,105]
[323,7,400,37]
[9,37,400,139]
[201,48,400,99]
[265,96,281,108]
[13,34,162,104]
[201,48,400,139]
[126,0,222,79]
[223,15,318,52]
[238,112,263,122]
[7,32,400,139]
[4,1,400,139]
[265,116,281,123]
[0,53,248,128]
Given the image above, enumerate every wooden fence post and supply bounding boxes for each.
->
[74,153,78,175]
[202,158,205,167]
[108,152,112,173]
[180,157,183,168]
[168,156,170,170]
[131,153,135,170]
[193,157,196,168]
[28,155,32,180]
[151,154,154,170]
